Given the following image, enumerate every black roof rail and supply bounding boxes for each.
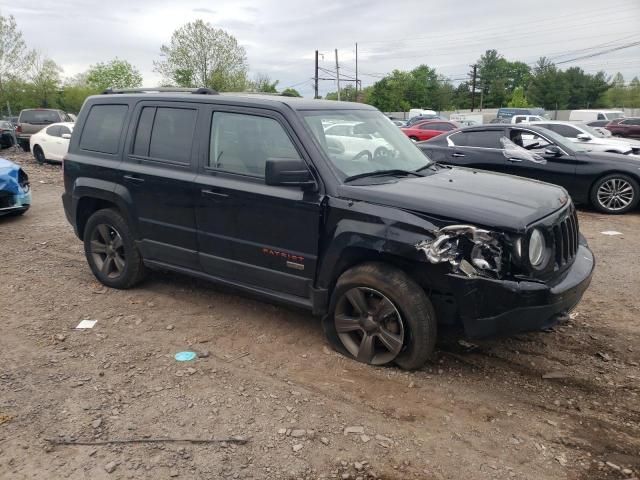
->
[101,87,219,95]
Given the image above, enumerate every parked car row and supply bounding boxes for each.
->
[417,124,640,214]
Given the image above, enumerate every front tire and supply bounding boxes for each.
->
[590,174,639,214]
[83,209,146,289]
[324,262,437,370]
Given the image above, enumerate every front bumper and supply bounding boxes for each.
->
[0,190,31,216]
[450,242,595,338]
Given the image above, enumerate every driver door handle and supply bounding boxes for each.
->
[452,152,465,157]
[508,157,523,163]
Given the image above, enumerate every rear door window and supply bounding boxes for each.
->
[131,106,197,164]
[79,104,128,154]
[449,130,503,148]
[148,108,197,164]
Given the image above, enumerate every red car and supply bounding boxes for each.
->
[401,120,459,142]
[606,117,640,138]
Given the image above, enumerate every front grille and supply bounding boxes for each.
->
[552,207,579,268]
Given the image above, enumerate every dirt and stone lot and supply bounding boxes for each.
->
[1,149,639,480]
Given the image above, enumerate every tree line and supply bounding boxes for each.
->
[1,12,637,116]
[0,15,299,116]
[329,49,640,112]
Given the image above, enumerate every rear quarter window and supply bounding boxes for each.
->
[79,104,128,154]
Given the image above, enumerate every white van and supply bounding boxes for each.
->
[511,115,544,124]
[569,110,625,122]
[409,108,437,119]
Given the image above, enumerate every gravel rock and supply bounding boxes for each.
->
[290,429,306,438]
[104,461,118,473]
[344,426,364,435]
[292,443,303,452]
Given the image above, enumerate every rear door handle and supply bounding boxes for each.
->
[201,189,229,199]
[452,152,465,157]
[123,175,145,184]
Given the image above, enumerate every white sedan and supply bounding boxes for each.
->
[324,122,393,159]
[30,122,74,163]
[530,120,640,156]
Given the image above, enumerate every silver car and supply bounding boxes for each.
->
[530,121,640,156]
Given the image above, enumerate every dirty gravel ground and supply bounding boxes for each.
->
[0,149,638,480]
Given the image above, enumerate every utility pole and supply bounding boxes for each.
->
[355,42,358,101]
[335,49,341,101]
[470,64,477,112]
[314,50,319,99]
[479,81,484,111]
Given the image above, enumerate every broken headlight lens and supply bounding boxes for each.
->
[528,228,546,268]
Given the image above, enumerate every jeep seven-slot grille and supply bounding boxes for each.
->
[552,207,579,268]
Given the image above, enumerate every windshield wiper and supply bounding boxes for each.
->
[415,162,438,173]
[344,169,425,183]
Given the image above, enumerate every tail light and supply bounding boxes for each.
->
[16,125,22,133]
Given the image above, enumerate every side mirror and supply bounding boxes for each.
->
[265,158,315,189]
[61,133,71,139]
[577,133,591,141]
[544,146,562,156]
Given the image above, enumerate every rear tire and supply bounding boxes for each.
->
[83,208,146,289]
[324,262,437,370]
[33,145,46,164]
[590,173,639,214]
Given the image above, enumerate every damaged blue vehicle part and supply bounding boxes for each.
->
[0,157,31,216]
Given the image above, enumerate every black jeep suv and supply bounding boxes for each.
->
[62,88,595,369]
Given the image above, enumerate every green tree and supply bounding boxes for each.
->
[628,76,640,108]
[477,50,509,107]
[605,72,626,107]
[452,82,472,109]
[154,19,248,91]
[0,13,35,111]
[366,69,413,112]
[59,73,99,113]
[584,71,610,108]
[86,58,142,91]
[507,87,530,107]
[251,73,278,93]
[326,84,358,102]
[30,54,62,107]
[528,57,569,110]
[281,87,301,97]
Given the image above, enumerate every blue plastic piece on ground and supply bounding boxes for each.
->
[175,351,197,362]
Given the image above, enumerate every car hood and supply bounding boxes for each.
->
[338,167,569,232]
[585,136,640,149]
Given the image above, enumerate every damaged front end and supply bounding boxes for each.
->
[416,225,507,278]
[0,158,31,216]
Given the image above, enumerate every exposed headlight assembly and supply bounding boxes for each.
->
[416,225,503,277]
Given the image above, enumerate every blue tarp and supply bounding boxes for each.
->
[0,157,31,211]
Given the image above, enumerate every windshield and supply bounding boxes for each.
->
[302,110,432,180]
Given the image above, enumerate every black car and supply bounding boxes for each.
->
[62,89,594,370]
[418,124,640,214]
[0,121,16,148]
